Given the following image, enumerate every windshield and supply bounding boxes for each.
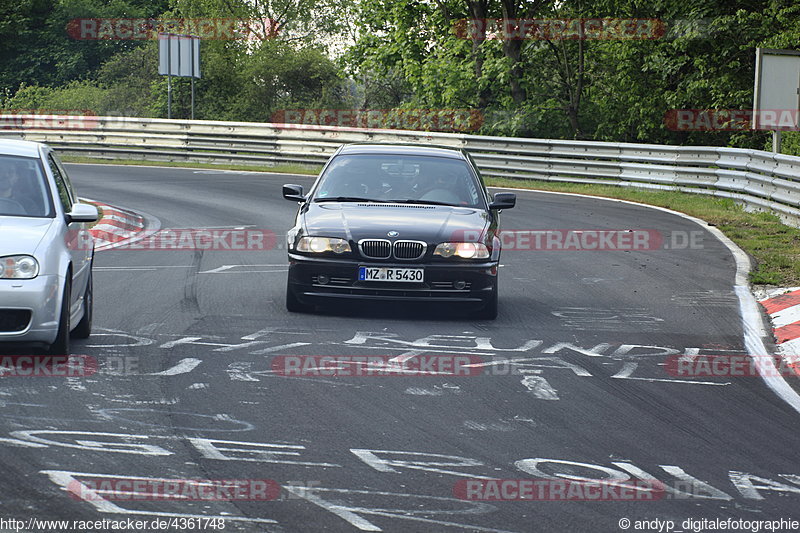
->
[0,155,53,218]
[313,154,484,208]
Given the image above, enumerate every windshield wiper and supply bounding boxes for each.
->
[314,197,391,203]
[385,199,456,207]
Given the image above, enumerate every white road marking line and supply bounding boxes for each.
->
[148,358,201,376]
[225,362,361,387]
[100,214,145,226]
[65,378,87,392]
[284,486,515,533]
[198,264,287,274]
[512,415,537,426]
[242,328,312,340]
[336,344,496,356]
[159,337,202,349]
[250,342,311,355]
[227,362,261,382]
[96,265,195,268]
[42,470,278,524]
[202,270,288,274]
[463,421,514,431]
[502,187,800,415]
[199,265,235,274]
[95,268,159,272]
[675,347,701,363]
[520,375,559,400]
[388,350,423,364]
[461,358,524,367]
[95,265,195,272]
[283,486,382,531]
[241,327,276,340]
[404,387,444,396]
[611,361,729,386]
[335,359,462,376]
[771,303,800,329]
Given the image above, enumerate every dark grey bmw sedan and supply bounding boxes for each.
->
[283,143,515,319]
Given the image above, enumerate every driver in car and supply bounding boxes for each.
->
[0,162,36,215]
[413,167,470,205]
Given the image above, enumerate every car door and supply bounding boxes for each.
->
[44,150,91,314]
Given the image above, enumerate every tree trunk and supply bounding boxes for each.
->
[467,0,491,109]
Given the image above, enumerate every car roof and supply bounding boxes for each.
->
[0,139,43,158]
[338,143,467,160]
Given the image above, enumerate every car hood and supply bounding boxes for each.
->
[302,202,490,243]
[0,216,55,256]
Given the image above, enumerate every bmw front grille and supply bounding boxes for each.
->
[359,239,427,260]
[392,240,426,260]
[359,239,392,259]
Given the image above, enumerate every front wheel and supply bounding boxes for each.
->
[286,283,312,313]
[476,281,498,320]
[47,279,71,355]
[72,269,92,339]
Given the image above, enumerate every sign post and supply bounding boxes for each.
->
[753,48,800,154]
[158,33,201,119]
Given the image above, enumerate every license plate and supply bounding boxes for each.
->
[359,267,423,283]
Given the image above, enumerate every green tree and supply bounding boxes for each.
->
[0,0,170,95]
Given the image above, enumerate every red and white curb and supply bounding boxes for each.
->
[758,287,800,376]
[81,199,153,252]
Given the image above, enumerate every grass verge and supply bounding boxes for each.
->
[63,155,800,286]
[486,178,800,286]
[60,155,321,176]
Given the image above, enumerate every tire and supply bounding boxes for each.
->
[476,281,498,320]
[47,279,71,355]
[71,268,92,339]
[286,283,312,313]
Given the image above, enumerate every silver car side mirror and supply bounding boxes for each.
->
[67,203,99,223]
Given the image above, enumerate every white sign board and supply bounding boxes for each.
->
[158,33,200,79]
[753,48,800,129]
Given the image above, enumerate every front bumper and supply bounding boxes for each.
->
[0,275,61,345]
[287,253,497,306]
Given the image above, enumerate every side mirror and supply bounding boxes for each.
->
[67,203,99,223]
[283,184,305,202]
[489,192,516,210]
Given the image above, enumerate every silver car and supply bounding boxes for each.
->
[0,139,98,354]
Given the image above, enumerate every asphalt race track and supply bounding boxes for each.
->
[1,163,798,533]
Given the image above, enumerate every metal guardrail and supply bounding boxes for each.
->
[3,114,800,226]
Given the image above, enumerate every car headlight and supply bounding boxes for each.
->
[0,255,40,279]
[433,242,490,259]
[296,237,352,254]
